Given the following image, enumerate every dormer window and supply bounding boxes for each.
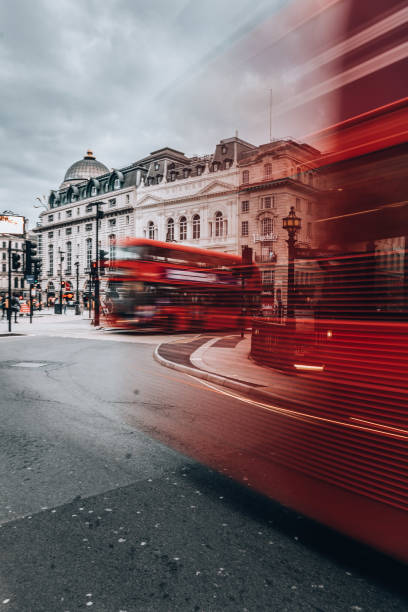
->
[221,145,227,154]
[114,178,120,190]
[183,168,189,178]
[91,186,97,196]
[213,163,218,172]
[197,166,202,176]
[225,160,231,169]
[71,194,76,203]
[155,163,160,171]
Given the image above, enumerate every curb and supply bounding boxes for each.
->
[153,342,280,405]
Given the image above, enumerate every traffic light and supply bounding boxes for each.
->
[61,281,66,288]
[33,259,42,282]
[11,252,21,270]
[25,240,40,274]
[91,261,98,278]
[99,249,108,276]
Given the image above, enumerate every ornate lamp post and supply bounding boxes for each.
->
[282,206,301,322]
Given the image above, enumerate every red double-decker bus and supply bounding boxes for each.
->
[103,238,260,332]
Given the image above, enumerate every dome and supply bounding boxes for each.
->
[60,150,109,188]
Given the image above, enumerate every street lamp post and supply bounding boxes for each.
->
[57,249,64,314]
[282,206,301,323]
[75,259,80,315]
[91,202,104,327]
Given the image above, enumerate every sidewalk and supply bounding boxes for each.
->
[155,333,327,407]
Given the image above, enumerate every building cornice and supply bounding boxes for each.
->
[239,177,318,196]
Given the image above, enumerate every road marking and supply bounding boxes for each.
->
[11,362,47,368]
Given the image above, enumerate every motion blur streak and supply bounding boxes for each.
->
[120,0,407,563]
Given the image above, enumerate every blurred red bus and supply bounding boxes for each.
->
[103,238,260,332]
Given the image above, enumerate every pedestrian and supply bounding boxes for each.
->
[62,297,67,314]
[0,295,5,319]
[11,293,20,323]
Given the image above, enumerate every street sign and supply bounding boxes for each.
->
[0,214,25,236]
[25,274,34,283]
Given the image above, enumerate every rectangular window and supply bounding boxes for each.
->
[262,270,274,288]
[85,223,92,231]
[77,208,80,215]
[48,231,53,238]
[109,199,116,208]
[109,218,116,227]
[126,215,129,224]
[86,204,93,213]
[2,264,6,272]
[242,170,249,184]
[66,210,72,218]
[2,252,5,260]
[77,225,80,232]
[2,242,6,248]
[65,228,72,235]
[241,200,249,213]
[262,196,275,209]
[48,215,53,222]
[241,221,249,237]
[296,198,301,211]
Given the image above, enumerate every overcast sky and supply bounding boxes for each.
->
[1,0,345,227]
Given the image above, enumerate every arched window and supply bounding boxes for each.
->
[91,185,97,196]
[215,211,223,237]
[242,170,249,184]
[166,218,174,242]
[261,217,273,236]
[264,163,272,179]
[114,178,120,190]
[179,216,187,241]
[48,244,54,275]
[66,242,72,273]
[193,214,200,239]
[148,221,155,240]
[86,238,92,268]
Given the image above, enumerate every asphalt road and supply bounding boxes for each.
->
[0,334,406,611]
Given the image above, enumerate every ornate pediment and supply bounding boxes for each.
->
[137,193,165,207]
[195,180,235,196]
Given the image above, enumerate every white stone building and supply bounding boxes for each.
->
[33,139,256,303]
[238,139,321,307]
[33,150,138,303]
[134,137,256,252]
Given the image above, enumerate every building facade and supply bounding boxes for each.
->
[134,137,256,251]
[238,139,320,309]
[33,138,256,303]
[0,213,29,299]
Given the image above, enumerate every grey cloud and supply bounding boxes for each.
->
[2,0,324,226]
